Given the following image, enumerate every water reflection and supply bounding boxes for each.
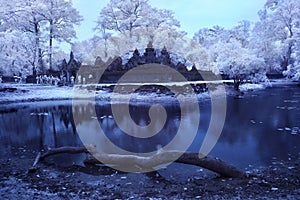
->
[206,85,300,168]
[97,102,180,153]
[0,102,81,157]
[73,100,204,154]
[0,85,299,169]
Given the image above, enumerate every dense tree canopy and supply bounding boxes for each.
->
[253,0,300,79]
[41,0,82,70]
[0,0,299,83]
[0,0,82,76]
[214,39,267,89]
[73,0,213,71]
[95,0,180,34]
[192,0,300,83]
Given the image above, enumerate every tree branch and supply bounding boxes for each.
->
[32,146,245,178]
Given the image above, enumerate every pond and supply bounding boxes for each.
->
[0,84,299,170]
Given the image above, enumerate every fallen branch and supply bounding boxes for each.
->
[87,149,245,178]
[177,153,245,178]
[38,146,88,161]
[32,152,41,168]
[32,146,245,178]
[28,146,89,173]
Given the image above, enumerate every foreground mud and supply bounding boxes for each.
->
[0,152,299,199]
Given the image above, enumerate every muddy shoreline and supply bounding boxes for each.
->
[1,149,299,199]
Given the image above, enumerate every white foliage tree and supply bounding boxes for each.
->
[73,27,212,72]
[94,0,182,55]
[193,22,267,83]
[87,0,212,70]
[0,30,33,76]
[0,0,82,76]
[95,0,180,36]
[71,36,103,65]
[193,26,227,49]
[4,0,48,74]
[250,17,284,73]
[231,20,251,48]
[41,0,82,71]
[213,39,267,90]
[254,0,300,79]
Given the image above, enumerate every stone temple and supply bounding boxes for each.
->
[78,43,210,87]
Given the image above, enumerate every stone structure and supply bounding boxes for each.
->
[59,52,80,85]
[97,42,204,83]
[77,43,212,94]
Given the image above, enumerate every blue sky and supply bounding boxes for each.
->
[69,0,265,48]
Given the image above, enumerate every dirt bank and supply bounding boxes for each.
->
[0,150,299,199]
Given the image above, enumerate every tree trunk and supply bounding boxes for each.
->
[38,48,44,74]
[49,20,53,71]
[32,146,245,178]
[234,78,240,91]
[33,19,39,75]
[34,20,44,74]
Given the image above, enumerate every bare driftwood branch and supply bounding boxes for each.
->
[177,153,245,178]
[32,146,245,178]
[28,147,89,173]
[32,152,41,168]
[38,146,88,161]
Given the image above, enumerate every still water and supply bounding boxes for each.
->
[0,84,299,169]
